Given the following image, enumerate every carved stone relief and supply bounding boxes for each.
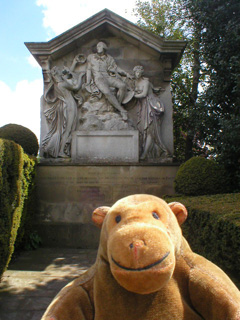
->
[25,9,187,163]
[41,42,169,161]
[131,65,169,160]
[42,42,135,159]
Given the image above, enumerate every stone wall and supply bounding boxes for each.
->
[35,164,179,248]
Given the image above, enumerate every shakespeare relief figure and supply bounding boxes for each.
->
[41,44,169,161]
[42,55,85,158]
[132,65,169,160]
[84,41,131,121]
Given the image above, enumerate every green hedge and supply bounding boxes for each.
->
[0,123,39,156]
[165,194,240,286]
[0,139,36,278]
[14,153,38,251]
[174,157,228,196]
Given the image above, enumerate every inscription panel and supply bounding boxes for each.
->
[71,131,139,162]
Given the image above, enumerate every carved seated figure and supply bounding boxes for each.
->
[84,41,130,121]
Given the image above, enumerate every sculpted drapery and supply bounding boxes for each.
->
[42,45,168,160]
[133,65,168,159]
[42,57,85,158]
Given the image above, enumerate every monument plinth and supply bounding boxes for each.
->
[26,9,186,247]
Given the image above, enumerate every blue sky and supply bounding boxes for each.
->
[0,1,46,89]
[0,0,141,140]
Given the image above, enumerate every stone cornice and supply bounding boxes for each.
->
[25,9,186,69]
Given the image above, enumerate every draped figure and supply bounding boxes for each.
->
[133,65,168,160]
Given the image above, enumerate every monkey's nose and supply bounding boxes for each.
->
[129,239,145,249]
[129,240,146,261]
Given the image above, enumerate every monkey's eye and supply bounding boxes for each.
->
[152,212,160,220]
[115,215,122,223]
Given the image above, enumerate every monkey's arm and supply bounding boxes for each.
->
[41,268,95,320]
[187,253,240,320]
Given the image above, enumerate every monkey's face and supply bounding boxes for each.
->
[92,195,187,295]
[105,200,177,294]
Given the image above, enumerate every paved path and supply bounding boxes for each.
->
[1,247,239,320]
[0,248,97,320]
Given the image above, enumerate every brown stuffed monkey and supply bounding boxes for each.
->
[41,194,240,320]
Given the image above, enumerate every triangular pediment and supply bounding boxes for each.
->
[25,9,186,70]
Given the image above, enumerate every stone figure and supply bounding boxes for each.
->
[41,50,169,160]
[42,55,85,158]
[132,65,168,160]
[85,41,130,121]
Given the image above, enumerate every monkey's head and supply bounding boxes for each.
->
[92,194,187,295]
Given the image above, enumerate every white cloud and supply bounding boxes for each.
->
[27,55,41,69]
[36,0,138,36]
[1,1,140,143]
[0,79,42,141]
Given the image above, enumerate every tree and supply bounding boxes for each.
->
[134,0,206,161]
[134,0,240,190]
[186,0,240,189]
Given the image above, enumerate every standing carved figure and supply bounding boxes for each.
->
[42,56,85,158]
[85,41,130,120]
[133,65,168,160]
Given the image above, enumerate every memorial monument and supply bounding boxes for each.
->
[26,9,186,247]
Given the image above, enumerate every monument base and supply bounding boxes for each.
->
[35,164,179,248]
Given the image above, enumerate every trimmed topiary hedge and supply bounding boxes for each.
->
[14,154,38,251]
[174,157,228,196]
[0,138,36,278]
[0,123,39,156]
[165,193,240,287]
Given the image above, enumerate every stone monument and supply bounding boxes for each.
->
[25,9,186,248]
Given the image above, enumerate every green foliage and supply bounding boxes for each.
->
[134,0,187,40]
[214,116,240,190]
[174,157,228,196]
[24,231,42,250]
[187,0,240,108]
[134,0,206,161]
[0,139,36,278]
[14,154,38,252]
[185,0,240,189]
[0,124,39,156]
[134,0,240,175]
[165,193,240,285]
[0,139,23,277]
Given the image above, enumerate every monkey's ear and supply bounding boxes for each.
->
[92,206,110,228]
[168,202,188,225]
